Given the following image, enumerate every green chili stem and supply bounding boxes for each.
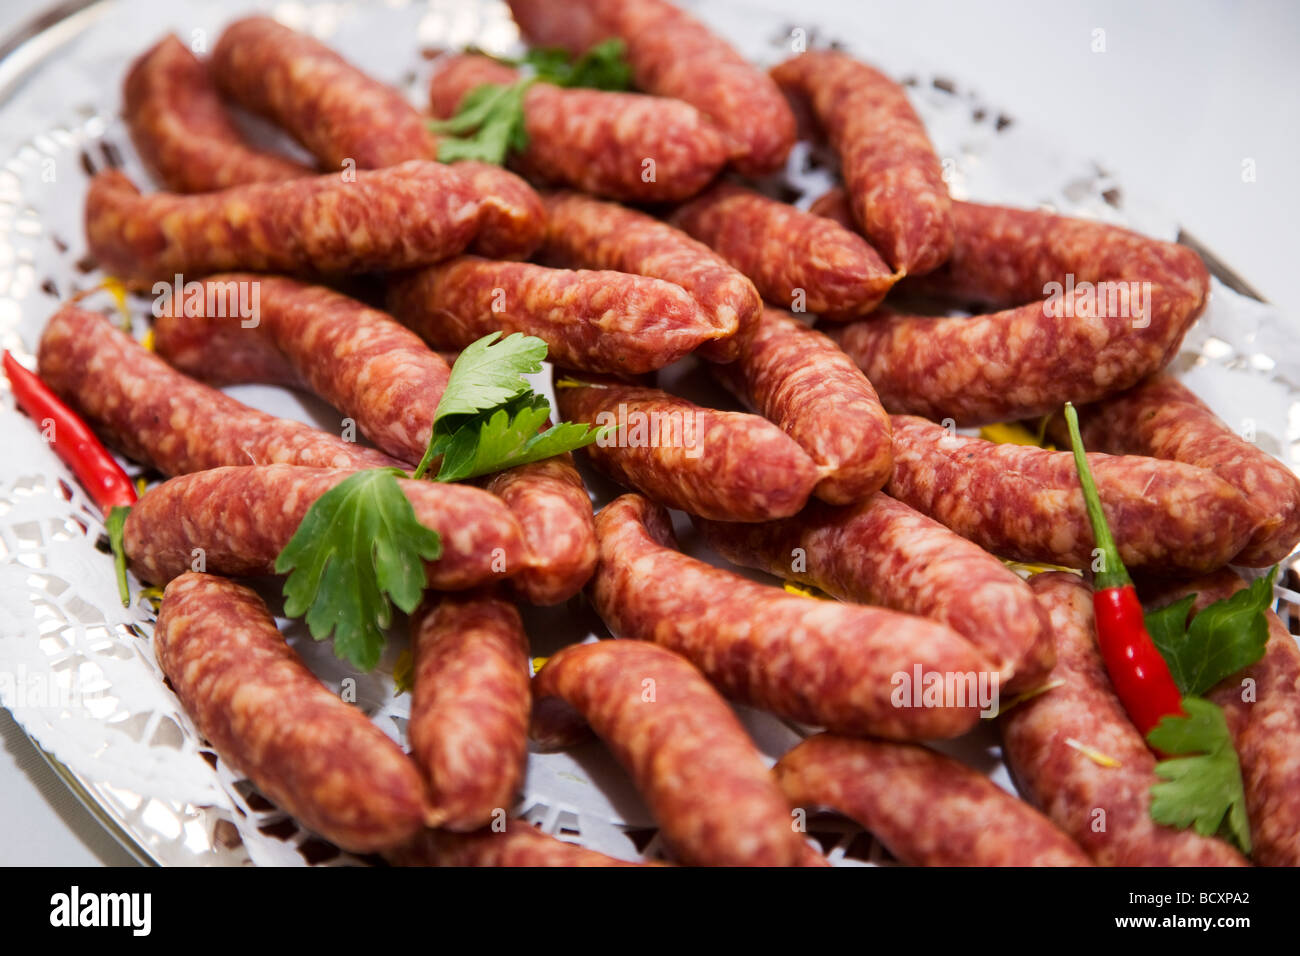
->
[1063,402,1131,590]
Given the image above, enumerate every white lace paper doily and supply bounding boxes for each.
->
[0,0,1296,866]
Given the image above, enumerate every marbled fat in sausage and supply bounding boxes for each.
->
[123,34,312,193]
[84,162,481,281]
[706,307,892,504]
[37,307,399,475]
[771,52,953,274]
[589,495,993,739]
[775,734,1091,866]
[887,415,1256,573]
[408,591,531,831]
[385,256,724,374]
[823,199,1211,425]
[530,638,805,866]
[540,190,759,363]
[154,572,429,852]
[694,492,1055,692]
[1065,373,1300,566]
[555,379,819,522]
[671,184,897,318]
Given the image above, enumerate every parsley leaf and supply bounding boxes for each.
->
[1146,566,1277,696]
[525,39,632,90]
[274,469,442,671]
[1147,697,1252,854]
[433,331,546,422]
[432,392,604,482]
[431,40,631,164]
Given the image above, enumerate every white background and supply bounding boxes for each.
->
[0,0,1296,866]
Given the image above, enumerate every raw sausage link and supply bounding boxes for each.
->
[555,379,819,522]
[154,275,450,465]
[771,51,953,274]
[1143,571,1300,867]
[37,307,398,475]
[211,15,433,169]
[123,464,525,589]
[887,414,1257,574]
[84,162,481,281]
[482,453,596,605]
[821,197,1211,425]
[386,820,643,866]
[384,256,724,374]
[589,495,993,739]
[123,34,311,192]
[775,734,1092,866]
[210,17,544,260]
[429,54,728,202]
[153,285,597,606]
[999,572,1248,866]
[694,492,1055,693]
[154,572,429,852]
[540,190,760,363]
[671,184,897,318]
[707,307,892,504]
[408,591,531,831]
[508,0,795,175]
[1064,373,1300,566]
[530,639,805,866]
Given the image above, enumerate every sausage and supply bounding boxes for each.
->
[124,464,525,590]
[209,16,544,260]
[123,34,312,193]
[481,453,597,605]
[589,495,994,740]
[775,734,1092,866]
[539,190,760,363]
[154,275,450,464]
[887,414,1257,574]
[706,307,892,504]
[694,493,1055,693]
[1061,373,1300,567]
[670,184,897,318]
[770,51,953,275]
[384,256,725,374]
[530,639,804,866]
[429,53,728,202]
[386,820,643,867]
[37,306,399,475]
[408,591,531,831]
[152,279,597,606]
[84,162,481,281]
[554,379,819,522]
[822,199,1212,425]
[999,572,1249,866]
[508,0,796,175]
[1143,571,1300,867]
[154,572,429,852]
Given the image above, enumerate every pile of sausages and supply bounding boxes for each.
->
[32,1,1300,867]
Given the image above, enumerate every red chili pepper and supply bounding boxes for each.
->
[4,349,136,512]
[1063,402,1184,736]
[5,349,136,606]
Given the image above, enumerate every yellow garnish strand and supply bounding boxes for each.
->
[1065,737,1122,768]
[135,476,148,496]
[531,656,549,674]
[979,421,1042,446]
[782,580,833,600]
[140,328,155,352]
[392,648,414,696]
[101,277,132,332]
[1001,559,1081,577]
[990,678,1066,717]
[552,376,600,389]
